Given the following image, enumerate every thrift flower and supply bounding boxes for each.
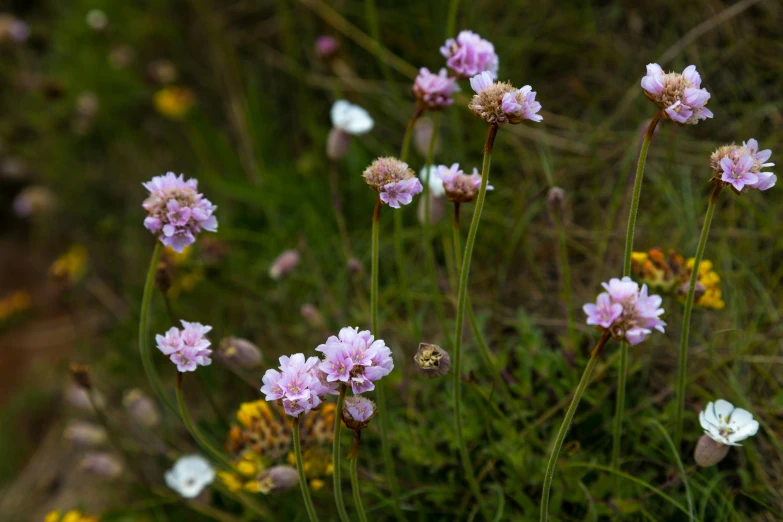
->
[710,138,775,193]
[328,100,374,160]
[258,465,300,494]
[316,327,394,394]
[640,63,712,125]
[155,320,213,372]
[165,454,216,498]
[80,452,123,478]
[269,249,300,280]
[261,353,334,417]
[438,164,493,203]
[142,172,217,252]
[315,35,339,60]
[413,67,460,110]
[583,277,666,346]
[362,157,423,208]
[440,30,499,79]
[218,337,262,369]
[468,71,542,125]
[413,342,451,378]
[341,395,377,430]
[695,399,760,467]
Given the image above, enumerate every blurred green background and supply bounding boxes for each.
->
[0,0,782,520]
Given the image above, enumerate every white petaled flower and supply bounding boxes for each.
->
[165,454,216,498]
[330,100,374,135]
[699,399,759,446]
[419,165,445,198]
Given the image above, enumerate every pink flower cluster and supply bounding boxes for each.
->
[436,163,493,203]
[142,173,218,252]
[413,67,459,110]
[583,277,666,346]
[156,320,213,372]
[380,178,423,208]
[440,30,498,80]
[261,327,393,417]
[719,138,775,192]
[470,71,543,123]
[641,64,713,125]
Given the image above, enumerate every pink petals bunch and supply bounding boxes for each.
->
[640,63,713,125]
[437,163,493,203]
[710,138,775,193]
[583,277,666,346]
[261,354,337,417]
[413,67,460,110]
[362,157,423,208]
[156,320,214,372]
[142,172,218,252]
[440,30,499,80]
[468,71,542,125]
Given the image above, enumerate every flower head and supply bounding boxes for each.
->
[363,157,422,207]
[699,399,759,446]
[380,178,423,208]
[710,139,775,193]
[165,454,216,498]
[414,67,459,110]
[269,249,300,280]
[440,30,499,79]
[258,465,300,494]
[142,172,217,252]
[641,63,712,125]
[315,35,339,60]
[261,353,333,417]
[316,327,393,394]
[218,337,262,369]
[437,164,493,203]
[331,100,374,135]
[341,395,377,430]
[155,320,213,372]
[468,72,542,125]
[583,277,666,345]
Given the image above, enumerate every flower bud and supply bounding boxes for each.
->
[300,304,325,329]
[547,187,566,213]
[257,465,299,494]
[65,383,104,411]
[315,36,339,60]
[64,422,107,447]
[269,249,300,280]
[347,258,363,275]
[80,452,123,478]
[694,434,730,467]
[123,389,161,428]
[413,343,450,378]
[326,127,352,160]
[218,337,262,369]
[341,396,377,430]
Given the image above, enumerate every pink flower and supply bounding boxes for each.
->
[720,155,758,192]
[640,63,712,125]
[315,35,339,60]
[440,30,498,80]
[380,178,423,209]
[583,277,666,346]
[414,67,459,110]
[469,71,494,94]
[437,164,493,203]
[468,74,543,125]
[711,139,775,192]
[269,249,300,280]
[155,320,213,372]
[316,327,393,395]
[142,172,217,252]
[261,353,327,417]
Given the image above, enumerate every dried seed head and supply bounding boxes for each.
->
[258,465,299,494]
[219,337,262,369]
[468,82,519,125]
[69,363,92,390]
[362,157,415,192]
[694,434,730,467]
[414,343,451,378]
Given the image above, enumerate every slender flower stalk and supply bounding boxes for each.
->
[294,417,320,522]
[613,109,663,469]
[332,384,350,522]
[540,331,612,521]
[674,185,722,446]
[350,447,369,522]
[452,124,498,517]
[139,243,178,415]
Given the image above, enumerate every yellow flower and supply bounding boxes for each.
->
[45,510,98,522]
[310,479,325,491]
[0,290,32,322]
[50,245,89,285]
[218,471,244,492]
[154,86,196,119]
[686,258,725,310]
[164,245,192,266]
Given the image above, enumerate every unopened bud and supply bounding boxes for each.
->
[678,281,706,302]
[414,343,451,378]
[341,396,377,431]
[417,192,445,225]
[547,187,566,213]
[694,434,730,467]
[269,249,300,280]
[80,452,123,478]
[218,337,262,369]
[326,127,352,160]
[315,36,339,60]
[64,422,107,447]
[300,304,325,329]
[347,258,363,275]
[69,363,92,390]
[65,383,104,411]
[155,261,171,293]
[257,465,299,494]
[123,389,161,428]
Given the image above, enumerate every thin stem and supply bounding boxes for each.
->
[445,0,460,38]
[350,432,369,522]
[370,196,404,521]
[139,243,178,416]
[400,107,423,164]
[674,184,722,447]
[294,417,321,522]
[613,110,662,469]
[540,331,612,521]
[452,124,498,518]
[332,385,350,522]
[553,210,576,349]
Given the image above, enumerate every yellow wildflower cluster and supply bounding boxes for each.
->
[50,245,88,285]
[44,510,98,522]
[0,290,31,323]
[631,248,724,310]
[154,86,196,119]
[220,400,335,493]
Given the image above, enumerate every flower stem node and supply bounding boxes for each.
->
[414,342,451,378]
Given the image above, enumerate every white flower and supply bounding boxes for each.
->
[419,165,445,198]
[330,100,374,135]
[699,399,759,446]
[165,454,216,498]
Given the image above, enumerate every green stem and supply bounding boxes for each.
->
[294,417,321,522]
[445,0,460,38]
[350,432,369,522]
[452,124,498,518]
[400,107,423,164]
[139,243,178,416]
[332,385,350,522]
[613,110,662,469]
[553,210,576,349]
[674,184,722,447]
[540,331,612,521]
[371,196,404,521]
